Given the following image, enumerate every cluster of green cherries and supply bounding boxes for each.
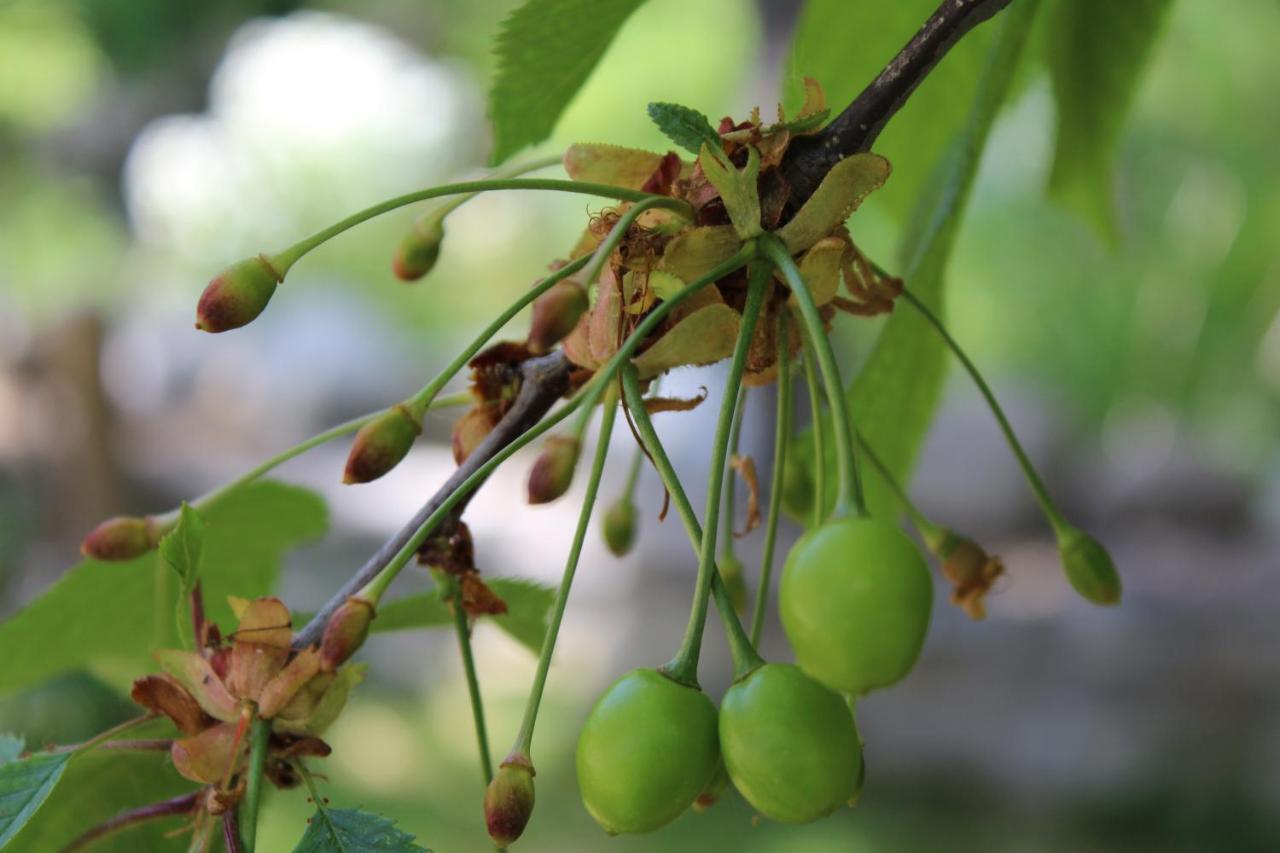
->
[74,130,1123,848]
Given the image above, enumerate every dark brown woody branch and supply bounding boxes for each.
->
[294,350,572,648]
[780,0,1015,209]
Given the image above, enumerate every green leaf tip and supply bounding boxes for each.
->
[648,102,722,157]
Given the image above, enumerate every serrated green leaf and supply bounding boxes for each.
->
[489,0,647,164]
[1047,0,1172,238]
[632,302,741,379]
[8,747,193,853]
[158,503,204,589]
[0,738,21,767]
[789,1,1039,520]
[293,805,428,853]
[0,750,70,848]
[0,482,328,695]
[785,0,994,219]
[699,142,762,239]
[563,143,671,189]
[774,152,891,253]
[367,578,555,654]
[647,102,722,158]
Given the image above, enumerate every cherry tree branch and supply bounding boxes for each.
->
[298,0,1016,649]
[780,0,1014,208]
[294,350,572,648]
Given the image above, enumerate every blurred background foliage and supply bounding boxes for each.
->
[0,0,1277,850]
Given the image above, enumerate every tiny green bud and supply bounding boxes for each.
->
[392,211,446,282]
[526,279,588,355]
[195,255,283,333]
[319,595,376,671]
[1057,527,1122,605]
[485,753,536,847]
[343,405,422,484]
[80,515,157,561]
[602,498,637,557]
[526,436,579,505]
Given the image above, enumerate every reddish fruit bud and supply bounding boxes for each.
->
[526,280,588,354]
[602,498,637,557]
[320,596,376,671]
[485,754,536,847]
[195,255,283,333]
[526,437,579,504]
[392,213,446,282]
[81,515,156,561]
[1058,527,1122,605]
[343,405,422,484]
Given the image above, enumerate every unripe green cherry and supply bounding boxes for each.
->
[781,455,816,520]
[343,405,421,484]
[1057,526,1122,605]
[485,753,536,847]
[575,668,719,835]
[527,279,588,355]
[780,517,933,694]
[602,498,637,556]
[718,552,748,615]
[195,255,283,333]
[719,663,862,824]
[527,436,579,504]
[392,212,446,282]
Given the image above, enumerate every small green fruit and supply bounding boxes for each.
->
[527,279,588,354]
[527,437,579,504]
[576,668,719,834]
[719,663,862,824]
[195,255,283,333]
[718,552,748,615]
[392,212,446,282]
[343,405,421,484]
[602,498,637,556]
[485,754,536,846]
[80,515,156,561]
[1057,527,1122,605]
[780,517,932,693]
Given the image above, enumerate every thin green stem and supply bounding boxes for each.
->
[54,713,158,754]
[621,440,645,498]
[444,574,493,785]
[414,154,562,224]
[720,387,748,558]
[663,263,769,687]
[404,253,592,415]
[356,247,755,604]
[271,179,692,273]
[239,716,270,852]
[854,429,944,547]
[751,313,792,646]
[620,365,764,681]
[799,338,828,527]
[762,235,866,517]
[899,288,1068,533]
[513,398,618,755]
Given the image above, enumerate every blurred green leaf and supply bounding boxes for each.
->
[784,0,994,220]
[8,748,193,853]
[0,738,21,767]
[0,750,71,849]
[1047,0,1172,237]
[790,0,1040,519]
[489,0,647,164]
[648,102,721,156]
[292,805,428,853]
[0,482,327,695]
[371,577,554,653]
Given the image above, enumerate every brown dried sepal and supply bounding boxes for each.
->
[940,535,1005,620]
[460,573,508,617]
[728,454,761,537]
[131,674,212,735]
[417,520,476,575]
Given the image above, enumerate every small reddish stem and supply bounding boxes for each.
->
[62,791,200,851]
